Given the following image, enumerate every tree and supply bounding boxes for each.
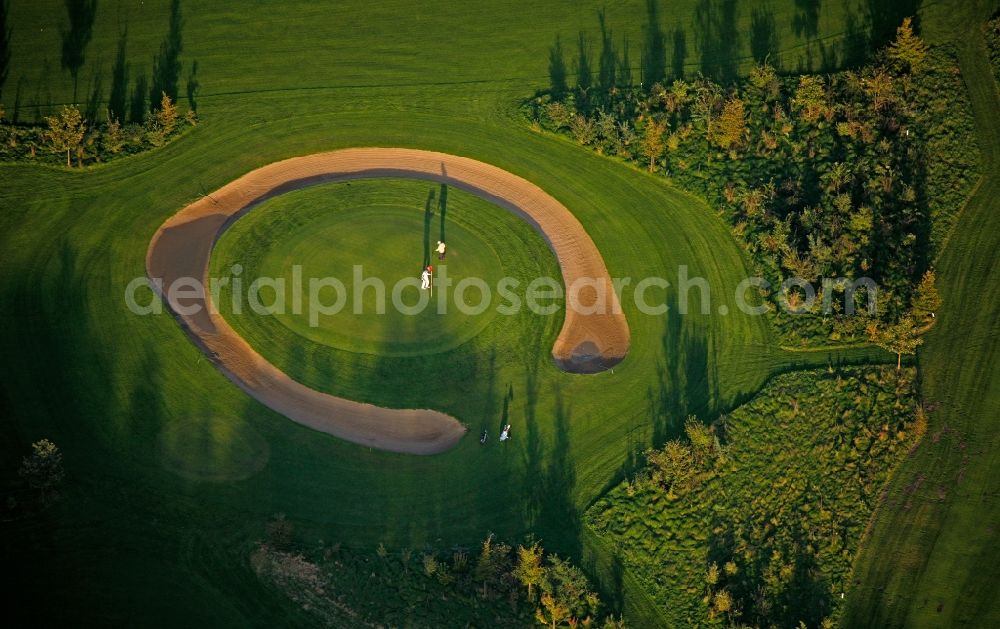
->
[861,67,894,112]
[647,440,694,497]
[576,31,592,93]
[537,592,571,628]
[597,9,617,91]
[569,114,596,145]
[713,589,733,616]
[18,439,64,504]
[871,315,923,370]
[792,75,828,123]
[640,118,667,172]
[514,542,545,600]
[712,96,746,150]
[684,416,715,466]
[549,35,568,100]
[539,556,600,627]
[44,105,86,167]
[102,116,125,155]
[545,102,574,130]
[888,17,928,73]
[474,533,511,598]
[911,269,940,323]
[156,92,179,136]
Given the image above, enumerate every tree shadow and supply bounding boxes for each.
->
[186,59,199,113]
[597,8,617,92]
[839,3,870,69]
[0,0,11,100]
[618,33,632,87]
[548,34,568,100]
[671,27,687,80]
[750,7,778,65]
[60,0,98,102]
[130,67,147,123]
[695,0,740,84]
[641,0,666,87]
[520,358,543,526]
[575,30,592,111]
[648,297,715,449]
[437,182,448,245]
[84,63,103,124]
[422,187,435,269]
[11,74,24,122]
[108,27,128,122]
[792,0,821,40]
[531,385,580,558]
[150,0,183,108]
[498,383,513,435]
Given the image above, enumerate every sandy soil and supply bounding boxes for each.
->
[146,148,630,454]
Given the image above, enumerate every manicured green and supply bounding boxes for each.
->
[211,180,522,358]
[0,0,995,627]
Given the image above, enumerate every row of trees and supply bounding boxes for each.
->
[0,0,197,168]
[530,18,959,351]
[0,93,194,167]
[261,515,626,628]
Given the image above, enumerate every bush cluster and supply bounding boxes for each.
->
[586,366,922,627]
[0,93,195,169]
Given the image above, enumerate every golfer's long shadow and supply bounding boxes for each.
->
[439,182,448,243]
[422,188,435,269]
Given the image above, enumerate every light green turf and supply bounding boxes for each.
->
[0,1,972,627]
[212,180,511,357]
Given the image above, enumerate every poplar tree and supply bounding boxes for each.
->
[44,105,86,167]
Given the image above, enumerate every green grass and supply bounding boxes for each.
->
[0,0,989,627]
[211,180,518,358]
[6,0,908,125]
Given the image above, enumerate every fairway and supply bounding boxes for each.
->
[2,0,998,626]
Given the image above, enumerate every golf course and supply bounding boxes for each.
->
[1,0,999,626]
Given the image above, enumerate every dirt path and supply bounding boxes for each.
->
[146,148,630,454]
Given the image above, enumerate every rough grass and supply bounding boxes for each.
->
[586,366,921,627]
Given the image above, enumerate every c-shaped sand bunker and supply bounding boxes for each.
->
[147,148,630,455]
